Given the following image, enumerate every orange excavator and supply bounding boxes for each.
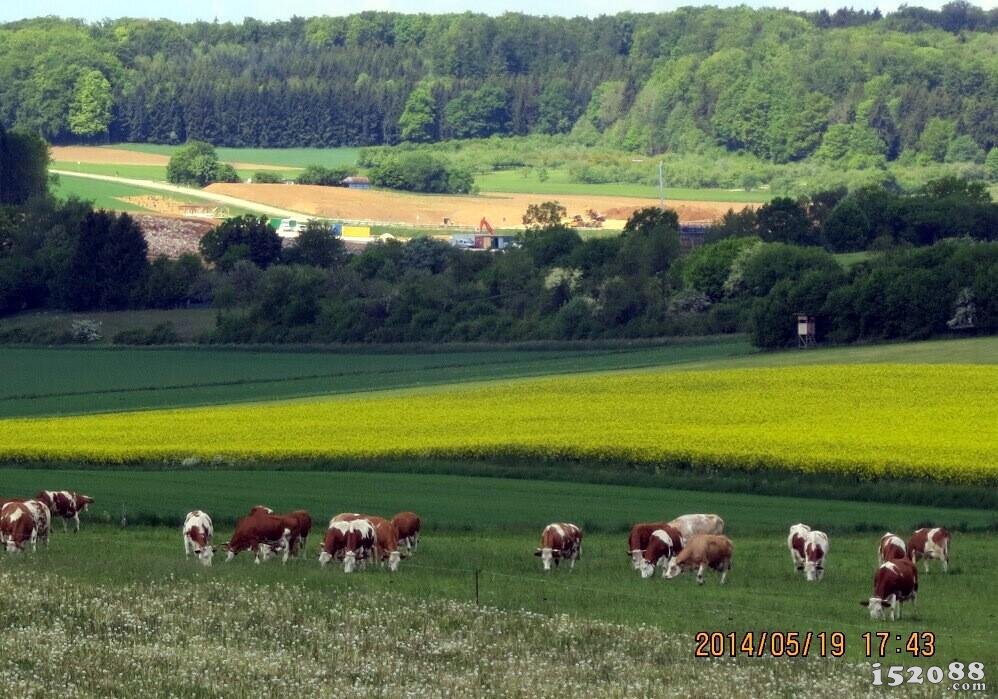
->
[478,217,495,234]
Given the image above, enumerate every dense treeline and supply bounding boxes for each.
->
[1,5,995,167]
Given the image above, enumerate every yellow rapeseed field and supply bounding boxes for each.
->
[1,364,995,483]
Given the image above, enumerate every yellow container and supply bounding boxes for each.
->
[341,225,371,238]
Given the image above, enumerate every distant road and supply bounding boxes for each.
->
[50,169,315,220]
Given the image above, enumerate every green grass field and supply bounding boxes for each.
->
[0,469,993,666]
[476,169,772,203]
[51,160,301,182]
[51,172,256,216]
[114,143,361,169]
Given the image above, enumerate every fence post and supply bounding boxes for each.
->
[474,568,480,607]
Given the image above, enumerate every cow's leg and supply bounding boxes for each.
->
[696,563,705,585]
[719,564,728,585]
[73,513,80,533]
[184,537,191,559]
[62,518,68,532]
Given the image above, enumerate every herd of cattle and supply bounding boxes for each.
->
[1,491,953,621]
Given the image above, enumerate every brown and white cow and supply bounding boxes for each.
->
[35,491,94,533]
[183,510,216,566]
[908,527,951,573]
[668,514,725,541]
[861,558,918,621]
[224,512,292,564]
[248,505,311,559]
[0,502,37,553]
[664,534,733,585]
[638,525,684,579]
[534,523,583,572]
[23,500,52,550]
[318,519,352,567]
[627,521,672,569]
[342,518,376,573]
[787,523,811,573]
[803,530,829,582]
[392,511,421,556]
[879,532,907,563]
[372,518,402,572]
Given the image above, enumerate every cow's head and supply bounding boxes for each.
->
[663,558,684,579]
[5,538,22,553]
[343,551,358,573]
[77,494,94,511]
[639,559,657,579]
[194,545,216,566]
[535,547,558,571]
[804,561,824,582]
[387,550,401,572]
[860,596,892,620]
[630,550,643,569]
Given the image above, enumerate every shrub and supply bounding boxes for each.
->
[369,153,472,194]
[166,141,239,187]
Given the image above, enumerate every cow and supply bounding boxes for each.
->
[861,559,918,621]
[627,522,672,569]
[0,502,37,553]
[35,491,94,533]
[664,534,733,585]
[247,505,311,559]
[668,514,725,541]
[534,523,583,572]
[787,523,811,573]
[638,525,684,579]
[372,518,401,572]
[908,527,951,573]
[392,511,421,556]
[318,519,352,567]
[879,532,907,563]
[288,510,313,559]
[23,500,52,550]
[183,511,216,566]
[803,530,829,582]
[342,518,376,573]
[224,512,292,564]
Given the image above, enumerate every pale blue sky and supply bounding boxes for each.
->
[2,0,989,24]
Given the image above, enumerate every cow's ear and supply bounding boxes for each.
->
[882,600,892,607]
[533,549,542,556]
[859,600,869,606]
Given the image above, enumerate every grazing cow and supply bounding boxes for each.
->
[247,506,311,559]
[35,491,94,533]
[183,511,216,566]
[664,534,733,585]
[288,510,313,559]
[0,502,37,553]
[787,523,811,573]
[372,518,401,572]
[318,519,353,567]
[23,500,52,550]
[803,530,829,582]
[224,513,292,564]
[908,527,951,573]
[879,533,907,563]
[627,522,672,569]
[861,559,918,621]
[392,511,421,556]
[534,523,583,572]
[342,518,376,573]
[638,525,684,579]
[668,514,724,541]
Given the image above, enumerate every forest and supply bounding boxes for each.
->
[0,4,995,170]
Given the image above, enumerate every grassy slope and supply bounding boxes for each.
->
[114,143,361,169]
[476,169,772,203]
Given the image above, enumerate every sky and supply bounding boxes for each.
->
[1,0,991,24]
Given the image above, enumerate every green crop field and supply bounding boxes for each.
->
[114,143,361,169]
[51,160,301,182]
[475,169,772,203]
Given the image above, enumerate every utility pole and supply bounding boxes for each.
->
[658,160,665,209]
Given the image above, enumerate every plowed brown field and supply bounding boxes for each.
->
[204,183,745,228]
[50,146,296,171]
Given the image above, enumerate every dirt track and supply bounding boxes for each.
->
[204,183,743,228]
[50,146,297,171]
